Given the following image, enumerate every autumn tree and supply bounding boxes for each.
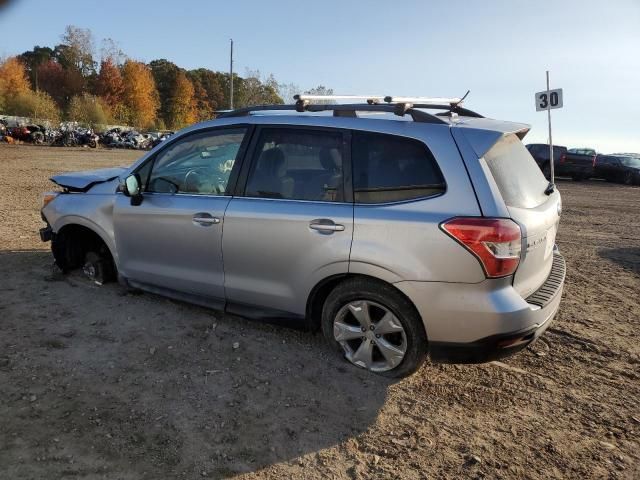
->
[236,70,283,107]
[148,59,181,126]
[191,80,214,121]
[17,46,54,88]
[94,58,124,110]
[121,60,159,128]
[67,93,109,126]
[188,69,225,119]
[167,71,197,129]
[0,57,31,94]
[5,90,61,122]
[36,59,84,108]
[0,57,31,112]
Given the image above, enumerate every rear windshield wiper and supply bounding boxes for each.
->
[544,182,555,195]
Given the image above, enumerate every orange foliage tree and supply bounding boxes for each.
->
[121,60,159,128]
[94,58,124,111]
[0,57,31,108]
[168,71,197,129]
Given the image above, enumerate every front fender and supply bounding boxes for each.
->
[44,193,118,267]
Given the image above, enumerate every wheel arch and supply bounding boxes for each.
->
[52,216,117,265]
[52,219,117,273]
[305,273,424,333]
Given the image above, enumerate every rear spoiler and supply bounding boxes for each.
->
[452,119,530,159]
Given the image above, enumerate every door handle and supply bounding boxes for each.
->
[193,213,220,226]
[309,219,345,233]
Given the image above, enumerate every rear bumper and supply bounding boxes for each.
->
[395,251,566,364]
[428,311,554,363]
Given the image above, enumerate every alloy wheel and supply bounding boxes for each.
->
[333,300,407,372]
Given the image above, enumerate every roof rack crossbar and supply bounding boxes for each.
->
[384,96,462,105]
[294,94,385,104]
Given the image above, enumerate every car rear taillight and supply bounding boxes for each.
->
[560,153,566,164]
[592,155,597,167]
[441,217,522,278]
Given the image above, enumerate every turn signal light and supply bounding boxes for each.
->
[42,192,59,208]
[441,217,522,278]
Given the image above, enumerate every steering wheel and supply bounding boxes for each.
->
[184,169,203,193]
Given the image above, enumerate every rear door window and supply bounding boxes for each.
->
[484,134,549,209]
[244,128,344,202]
[351,131,445,203]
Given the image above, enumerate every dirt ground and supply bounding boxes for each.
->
[0,144,638,479]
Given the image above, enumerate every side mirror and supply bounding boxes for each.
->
[123,174,143,206]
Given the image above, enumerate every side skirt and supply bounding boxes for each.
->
[123,278,308,330]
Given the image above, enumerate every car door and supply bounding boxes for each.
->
[609,156,625,181]
[113,126,251,305]
[222,126,353,320]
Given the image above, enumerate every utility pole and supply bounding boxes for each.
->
[229,39,234,110]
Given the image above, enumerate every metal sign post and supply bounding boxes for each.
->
[546,71,554,184]
[535,75,563,185]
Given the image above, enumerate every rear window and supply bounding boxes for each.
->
[352,131,445,203]
[484,134,549,209]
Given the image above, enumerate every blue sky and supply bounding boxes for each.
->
[1,0,639,153]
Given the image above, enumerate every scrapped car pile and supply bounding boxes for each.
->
[0,119,172,150]
[99,128,172,150]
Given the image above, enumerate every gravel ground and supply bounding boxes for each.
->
[0,145,638,479]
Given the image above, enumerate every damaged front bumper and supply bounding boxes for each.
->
[40,210,53,242]
[39,226,52,242]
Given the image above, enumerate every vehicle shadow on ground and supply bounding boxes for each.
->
[0,250,392,478]
[598,247,640,277]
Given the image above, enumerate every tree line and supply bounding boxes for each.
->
[0,26,332,130]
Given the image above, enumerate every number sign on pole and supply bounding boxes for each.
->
[535,73,564,186]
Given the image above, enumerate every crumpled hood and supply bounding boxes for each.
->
[51,166,127,192]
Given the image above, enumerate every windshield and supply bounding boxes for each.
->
[620,157,640,168]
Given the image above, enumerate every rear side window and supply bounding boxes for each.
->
[484,134,549,209]
[352,132,445,203]
[245,128,344,202]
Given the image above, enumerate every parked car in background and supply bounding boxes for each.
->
[525,144,567,178]
[526,144,596,180]
[594,154,640,185]
[40,96,565,378]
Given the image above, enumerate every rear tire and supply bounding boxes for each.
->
[321,278,428,378]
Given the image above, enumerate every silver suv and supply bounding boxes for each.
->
[40,95,565,378]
